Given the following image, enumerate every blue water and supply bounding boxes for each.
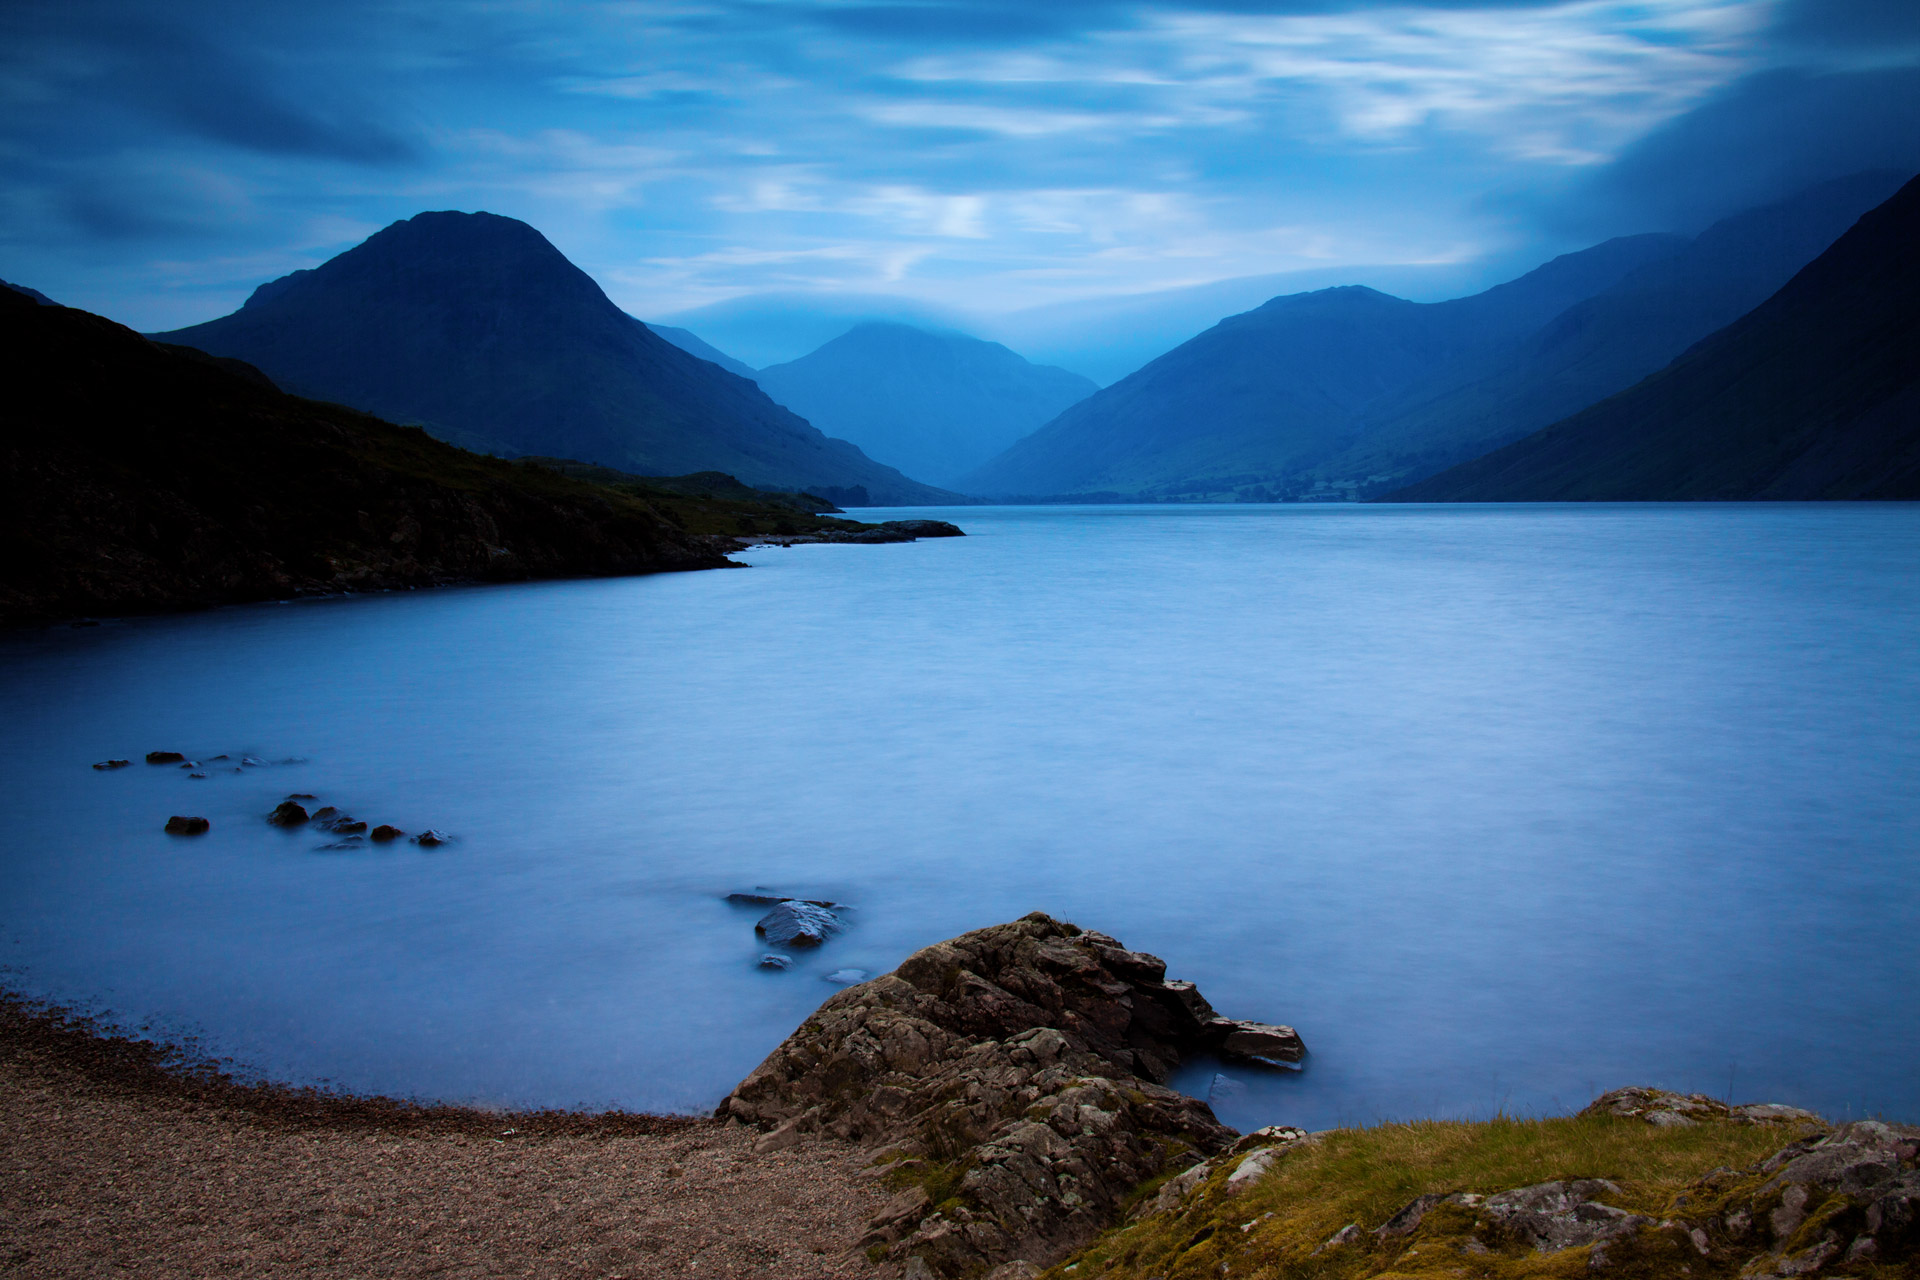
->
[0,503,1916,1131]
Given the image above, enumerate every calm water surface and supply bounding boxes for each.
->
[1,504,1916,1130]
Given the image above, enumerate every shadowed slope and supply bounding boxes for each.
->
[0,288,737,622]
[1389,175,1920,501]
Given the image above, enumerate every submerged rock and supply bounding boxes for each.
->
[720,913,1302,1277]
[754,900,842,948]
[412,829,451,847]
[369,824,405,843]
[317,817,367,835]
[92,759,131,771]
[145,751,185,764]
[267,801,310,826]
[758,954,794,971]
[164,815,209,835]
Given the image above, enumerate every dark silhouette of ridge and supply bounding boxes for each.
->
[0,287,738,622]
[156,212,954,505]
[1388,174,1920,501]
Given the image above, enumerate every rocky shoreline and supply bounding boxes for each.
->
[3,917,1915,1279]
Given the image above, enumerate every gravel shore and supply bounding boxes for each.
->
[0,996,891,1279]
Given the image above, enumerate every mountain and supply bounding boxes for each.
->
[654,292,972,368]
[1387,175,1920,501]
[647,324,757,379]
[2,280,58,306]
[155,212,954,505]
[0,286,740,621]
[753,323,1097,489]
[1323,170,1915,491]
[959,233,1685,499]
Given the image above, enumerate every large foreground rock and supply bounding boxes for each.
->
[720,912,1303,1277]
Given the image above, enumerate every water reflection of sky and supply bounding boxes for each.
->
[0,503,1915,1130]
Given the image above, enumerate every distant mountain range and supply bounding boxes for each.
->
[960,171,1910,501]
[648,324,758,379]
[155,212,954,505]
[1390,174,1920,501]
[753,323,1096,489]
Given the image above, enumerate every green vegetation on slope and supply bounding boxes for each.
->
[1049,1114,1825,1280]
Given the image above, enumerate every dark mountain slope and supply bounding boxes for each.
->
[958,233,1683,499]
[0,287,740,622]
[647,323,758,379]
[754,323,1097,488]
[156,212,951,504]
[1331,170,1913,489]
[3,279,58,305]
[1389,175,1920,501]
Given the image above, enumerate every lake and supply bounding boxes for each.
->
[1,503,1915,1131]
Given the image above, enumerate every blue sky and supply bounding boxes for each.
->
[2,0,1917,336]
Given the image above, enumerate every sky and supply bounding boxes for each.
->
[2,0,1918,342]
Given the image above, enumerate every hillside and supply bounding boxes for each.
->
[647,323,758,379]
[1327,169,1913,491]
[958,234,1684,499]
[0,288,743,622]
[754,323,1096,488]
[1388,174,1920,501]
[155,212,953,505]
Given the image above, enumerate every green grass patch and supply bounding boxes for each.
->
[1046,1113,1815,1280]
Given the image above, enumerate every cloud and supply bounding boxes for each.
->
[1552,63,1920,232]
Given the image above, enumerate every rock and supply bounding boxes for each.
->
[267,801,310,826]
[753,1117,804,1154]
[1581,1086,1822,1129]
[1313,1223,1363,1254]
[823,968,870,985]
[411,829,451,846]
[873,519,965,538]
[719,914,1294,1277]
[164,815,209,835]
[1132,1160,1216,1220]
[1226,1124,1311,1156]
[980,1264,1040,1280]
[240,756,265,767]
[1376,1193,1456,1239]
[1212,1019,1306,1066]
[727,891,788,906]
[758,954,794,971]
[92,759,131,770]
[1480,1179,1650,1252]
[145,751,185,764]
[315,837,365,851]
[186,772,207,779]
[311,806,341,821]
[755,900,842,947]
[369,824,405,842]
[1225,1147,1287,1193]
[285,793,317,801]
[176,761,198,770]
[318,817,367,835]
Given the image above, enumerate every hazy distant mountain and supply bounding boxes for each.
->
[961,171,1908,501]
[753,323,1097,488]
[647,323,757,379]
[1323,170,1914,491]
[959,232,1685,499]
[1390,175,1920,501]
[2,279,58,306]
[156,212,954,504]
[655,292,972,368]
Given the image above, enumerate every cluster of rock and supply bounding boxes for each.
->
[718,913,1304,1276]
[267,797,449,850]
[727,892,849,969]
[1129,1085,1915,1278]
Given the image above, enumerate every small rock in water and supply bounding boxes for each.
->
[164,816,210,835]
[286,793,317,801]
[187,772,207,779]
[727,891,789,906]
[320,818,367,835]
[176,761,198,770]
[755,900,843,948]
[267,801,310,826]
[823,968,870,985]
[369,824,405,843]
[315,837,366,851]
[412,829,451,847]
[145,751,185,764]
[758,954,794,971]
[1209,1072,1248,1105]
[240,757,266,767]
[92,759,131,771]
